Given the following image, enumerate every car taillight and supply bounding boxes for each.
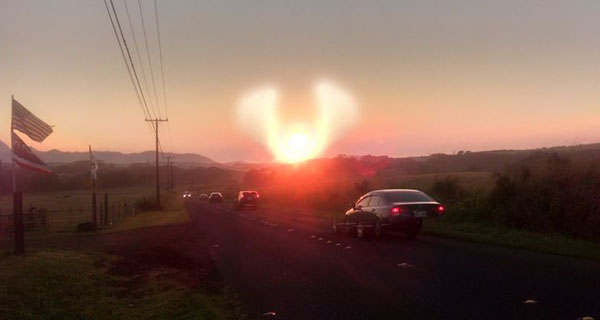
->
[437,205,445,214]
[390,206,403,216]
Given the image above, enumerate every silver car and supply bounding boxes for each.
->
[335,189,444,239]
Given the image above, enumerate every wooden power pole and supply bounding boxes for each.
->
[145,118,168,208]
[163,155,174,193]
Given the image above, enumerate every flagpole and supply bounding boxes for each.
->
[10,96,53,254]
[11,95,24,255]
[90,145,97,229]
[11,95,15,193]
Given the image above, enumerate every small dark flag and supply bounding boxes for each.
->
[89,145,98,182]
[11,131,52,175]
[12,98,53,142]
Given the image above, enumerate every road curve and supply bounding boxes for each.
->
[186,200,600,320]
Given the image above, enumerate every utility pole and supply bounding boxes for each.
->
[145,118,168,208]
[163,155,174,193]
[170,159,175,193]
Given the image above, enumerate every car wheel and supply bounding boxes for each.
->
[373,220,383,238]
[356,223,367,239]
[332,219,339,233]
[405,227,419,239]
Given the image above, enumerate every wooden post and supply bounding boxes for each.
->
[13,191,23,255]
[92,192,97,229]
[104,193,108,225]
[170,161,174,193]
[145,118,167,208]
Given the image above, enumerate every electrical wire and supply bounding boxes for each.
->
[123,0,159,120]
[154,0,174,155]
[138,0,162,120]
[103,0,156,139]
[108,0,154,123]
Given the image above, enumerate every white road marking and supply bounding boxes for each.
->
[523,299,537,304]
[397,263,414,268]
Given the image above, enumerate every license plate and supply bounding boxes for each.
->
[414,210,428,218]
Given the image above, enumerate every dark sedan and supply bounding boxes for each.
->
[335,189,444,239]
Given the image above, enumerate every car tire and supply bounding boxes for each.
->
[356,223,368,239]
[404,227,419,239]
[373,220,383,238]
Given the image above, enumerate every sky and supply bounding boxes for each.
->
[1,0,600,162]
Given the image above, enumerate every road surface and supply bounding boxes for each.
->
[186,200,600,320]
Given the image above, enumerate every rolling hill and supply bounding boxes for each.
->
[0,140,214,165]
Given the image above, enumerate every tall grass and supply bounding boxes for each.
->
[426,153,600,240]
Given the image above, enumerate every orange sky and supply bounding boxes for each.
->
[1,0,600,162]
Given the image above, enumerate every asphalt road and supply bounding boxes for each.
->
[186,200,600,320]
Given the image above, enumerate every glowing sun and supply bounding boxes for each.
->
[283,132,310,163]
[237,80,358,163]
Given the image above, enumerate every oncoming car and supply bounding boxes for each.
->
[198,193,209,200]
[334,189,444,239]
[235,191,259,209]
[208,192,223,204]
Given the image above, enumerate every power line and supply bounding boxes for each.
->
[154,0,168,120]
[103,0,147,121]
[104,0,174,160]
[123,0,159,120]
[138,0,162,120]
[107,0,154,124]
[103,0,156,139]
[154,0,174,154]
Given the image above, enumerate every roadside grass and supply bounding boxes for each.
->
[0,249,244,320]
[422,219,600,260]
[104,207,189,233]
[0,203,190,247]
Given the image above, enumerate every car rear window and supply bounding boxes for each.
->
[242,192,257,196]
[384,191,433,203]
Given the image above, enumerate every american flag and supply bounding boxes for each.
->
[12,98,53,143]
[11,131,52,175]
[89,145,98,182]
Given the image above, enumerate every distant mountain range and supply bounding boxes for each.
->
[0,140,214,165]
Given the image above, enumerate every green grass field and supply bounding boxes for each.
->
[423,219,600,260]
[0,249,243,320]
[375,171,495,190]
[0,186,156,214]
[0,185,184,233]
[105,208,189,233]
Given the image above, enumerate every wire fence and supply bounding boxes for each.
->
[0,200,136,233]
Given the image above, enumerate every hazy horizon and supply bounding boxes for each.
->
[2,0,600,162]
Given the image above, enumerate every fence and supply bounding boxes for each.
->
[0,212,48,233]
[0,200,136,233]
